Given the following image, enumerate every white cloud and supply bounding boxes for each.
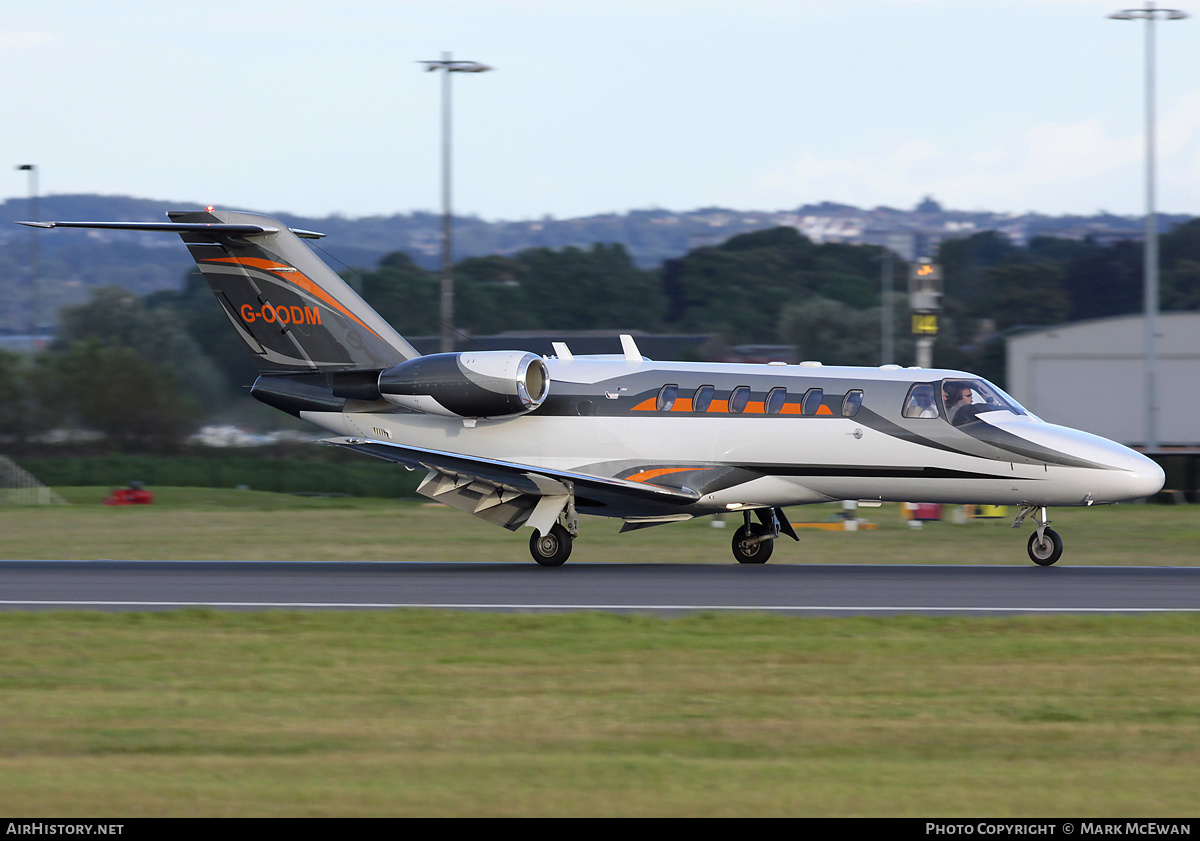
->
[762,83,1200,215]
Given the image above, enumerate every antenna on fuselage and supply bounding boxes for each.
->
[620,334,644,363]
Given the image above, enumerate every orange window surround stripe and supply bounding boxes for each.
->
[631,396,835,415]
[625,466,711,484]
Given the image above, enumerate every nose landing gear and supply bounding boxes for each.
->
[1027,528,1064,566]
[1014,505,1064,566]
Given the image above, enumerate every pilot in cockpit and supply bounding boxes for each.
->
[943,382,975,425]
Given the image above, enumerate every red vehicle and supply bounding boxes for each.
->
[104,484,154,505]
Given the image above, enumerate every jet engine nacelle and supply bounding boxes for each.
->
[378,351,549,418]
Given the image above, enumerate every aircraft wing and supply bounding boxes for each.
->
[322,436,701,531]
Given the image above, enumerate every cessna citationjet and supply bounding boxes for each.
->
[22,210,1165,566]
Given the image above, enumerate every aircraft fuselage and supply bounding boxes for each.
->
[305,355,1163,519]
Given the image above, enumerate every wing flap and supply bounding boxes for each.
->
[322,436,702,508]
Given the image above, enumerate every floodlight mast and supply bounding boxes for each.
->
[1108,3,1187,453]
[15,164,38,339]
[418,53,494,353]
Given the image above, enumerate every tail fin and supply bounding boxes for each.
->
[172,209,419,371]
[22,209,420,372]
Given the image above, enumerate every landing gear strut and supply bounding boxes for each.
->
[1014,505,1064,566]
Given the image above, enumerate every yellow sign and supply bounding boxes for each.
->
[911,314,938,335]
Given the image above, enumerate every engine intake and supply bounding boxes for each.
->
[378,351,549,418]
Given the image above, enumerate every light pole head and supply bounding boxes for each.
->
[1109,7,1189,19]
[16,164,34,171]
[418,59,494,73]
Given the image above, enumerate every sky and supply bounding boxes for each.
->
[3,0,1199,222]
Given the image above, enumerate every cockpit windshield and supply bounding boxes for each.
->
[939,378,1028,426]
[903,378,1030,425]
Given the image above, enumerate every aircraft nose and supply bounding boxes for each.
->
[1092,440,1165,502]
[1122,450,1166,500]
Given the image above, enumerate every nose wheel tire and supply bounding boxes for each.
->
[732,523,773,564]
[1027,528,1063,566]
[530,523,572,566]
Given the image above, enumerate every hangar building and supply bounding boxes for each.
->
[1005,312,1200,449]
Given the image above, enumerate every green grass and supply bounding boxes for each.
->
[1,491,1197,815]
[16,453,423,499]
[0,487,1196,565]
[0,611,1196,816]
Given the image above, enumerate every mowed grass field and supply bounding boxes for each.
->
[1,486,1198,565]
[0,611,1197,817]
[0,490,1197,816]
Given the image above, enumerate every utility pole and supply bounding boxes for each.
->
[1109,2,1188,452]
[16,165,38,341]
[881,250,894,365]
[418,53,493,353]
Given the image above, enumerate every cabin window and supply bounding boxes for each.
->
[765,387,787,415]
[841,390,863,417]
[903,383,939,418]
[729,386,751,414]
[693,385,715,413]
[801,388,824,416]
[657,384,678,412]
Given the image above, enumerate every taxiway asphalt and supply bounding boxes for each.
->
[1,560,1199,615]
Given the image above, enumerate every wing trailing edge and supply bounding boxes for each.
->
[322,436,702,530]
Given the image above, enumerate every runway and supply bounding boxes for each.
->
[2,560,1199,614]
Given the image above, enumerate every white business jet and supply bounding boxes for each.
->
[22,210,1164,566]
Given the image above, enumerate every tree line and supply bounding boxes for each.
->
[2,219,1197,452]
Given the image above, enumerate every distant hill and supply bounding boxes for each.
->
[0,193,1188,333]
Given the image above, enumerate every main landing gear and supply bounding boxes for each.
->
[529,497,579,567]
[530,523,572,567]
[732,521,773,564]
[730,508,798,564]
[528,505,799,566]
[1013,505,1063,566]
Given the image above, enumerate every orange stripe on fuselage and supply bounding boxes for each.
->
[205,256,383,341]
[625,467,711,485]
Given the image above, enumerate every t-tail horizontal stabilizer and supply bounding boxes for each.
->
[20,209,419,373]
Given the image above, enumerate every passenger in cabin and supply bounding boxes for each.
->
[904,385,938,418]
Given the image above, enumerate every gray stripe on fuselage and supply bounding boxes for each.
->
[957,419,1109,470]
